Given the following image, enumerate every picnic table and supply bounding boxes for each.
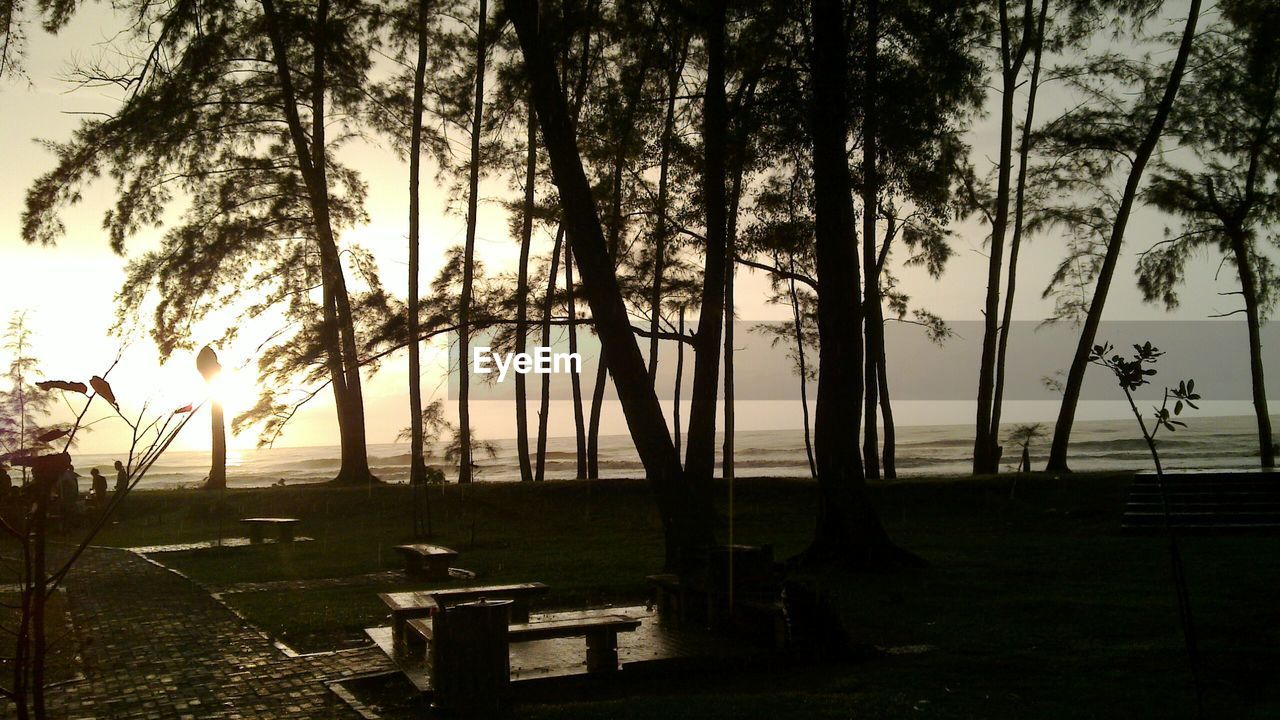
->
[379,582,550,657]
[239,517,300,544]
[392,543,458,580]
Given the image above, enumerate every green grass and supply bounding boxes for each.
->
[87,473,1280,718]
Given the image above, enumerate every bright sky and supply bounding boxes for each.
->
[0,5,1264,455]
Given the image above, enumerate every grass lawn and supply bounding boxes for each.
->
[87,473,1280,718]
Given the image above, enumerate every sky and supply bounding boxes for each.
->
[0,3,1267,455]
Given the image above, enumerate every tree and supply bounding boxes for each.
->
[195,345,226,490]
[1042,0,1203,471]
[514,102,539,482]
[802,0,912,568]
[971,0,1041,474]
[1139,0,1279,468]
[456,0,491,484]
[506,0,715,569]
[22,0,385,483]
[0,313,68,484]
[1007,422,1045,473]
[407,0,432,491]
[682,0,730,515]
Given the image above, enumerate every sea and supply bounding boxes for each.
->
[63,414,1276,490]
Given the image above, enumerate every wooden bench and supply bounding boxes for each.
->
[408,613,641,674]
[239,517,300,544]
[379,582,549,657]
[379,591,440,656]
[392,543,458,580]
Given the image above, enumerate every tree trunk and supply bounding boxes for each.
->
[515,102,537,482]
[457,0,489,485]
[878,346,897,480]
[261,0,374,485]
[723,232,736,494]
[990,0,1049,465]
[1047,0,1201,472]
[860,0,882,481]
[801,0,912,568]
[408,0,430,491]
[566,245,588,478]
[409,0,435,535]
[536,226,564,482]
[788,259,818,479]
[586,349,607,479]
[207,401,227,490]
[1231,232,1276,468]
[648,40,688,382]
[684,0,729,517]
[675,307,686,458]
[974,0,1035,475]
[722,155,745,491]
[508,0,715,569]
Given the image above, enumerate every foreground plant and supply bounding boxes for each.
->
[1089,341,1204,718]
[1,368,199,719]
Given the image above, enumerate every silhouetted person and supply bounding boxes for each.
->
[59,465,80,515]
[114,460,128,495]
[0,465,11,498]
[90,468,108,502]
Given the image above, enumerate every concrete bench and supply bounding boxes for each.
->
[392,543,458,580]
[408,613,641,674]
[239,517,300,544]
[379,582,549,657]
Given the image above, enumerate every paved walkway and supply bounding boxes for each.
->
[33,547,393,719]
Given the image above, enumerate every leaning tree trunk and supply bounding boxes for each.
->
[535,227,564,482]
[1231,232,1276,468]
[515,102,537,482]
[684,0,730,517]
[508,0,715,569]
[802,0,913,569]
[456,0,489,485]
[1047,0,1202,472]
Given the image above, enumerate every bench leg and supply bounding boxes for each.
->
[424,557,448,580]
[279,525,295,543]
[585,630,619,673]
[510,601,530,624]
[404,623,427,660]
[248,525,263,544]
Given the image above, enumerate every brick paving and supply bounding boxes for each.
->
[28,547,393,719]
